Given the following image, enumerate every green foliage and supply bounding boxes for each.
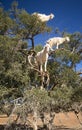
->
[18,9,51,38]
[49,85,73,110]
[14,88,52,125]
[0,3,51,101]
[0,35,30,100]
[0,2,82,118]
[71,82,82,102]
[24,88,51,111]
[35,44,43,52]
[0,8,13,35]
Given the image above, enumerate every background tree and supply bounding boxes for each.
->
[10,1,51,49]
[47,31,82,104]
[0,1,51,107]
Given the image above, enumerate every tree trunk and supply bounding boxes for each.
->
[31,37,34,49]
[33,110,38,130]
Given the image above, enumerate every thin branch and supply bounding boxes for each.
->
[77,69,82,75]
[77,72,82,75]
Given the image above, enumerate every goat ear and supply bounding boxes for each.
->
[44,46,47,50]
[50,15,52,19]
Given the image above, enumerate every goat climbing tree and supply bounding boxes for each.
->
[0,1,82,130]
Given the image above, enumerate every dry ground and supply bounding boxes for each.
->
[0,112,82,130]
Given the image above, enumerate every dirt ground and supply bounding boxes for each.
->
[0,112,82,130]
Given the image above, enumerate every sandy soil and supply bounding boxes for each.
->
[0,112,82,129]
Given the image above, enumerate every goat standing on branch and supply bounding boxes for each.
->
[32,12,54,22]
[46,36,70,49]
[35,44,53,72]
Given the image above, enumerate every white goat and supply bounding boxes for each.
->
[46,36,70,49]
[32,12,54,22]
[35,44,53,72]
